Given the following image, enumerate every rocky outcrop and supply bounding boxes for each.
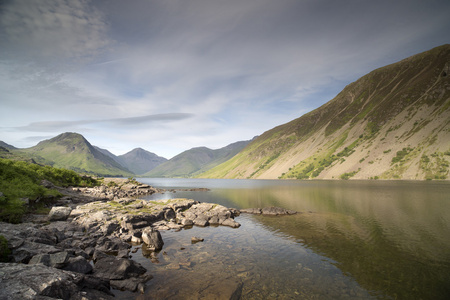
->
[175,202,241,228]
[0,220,151,297]
[76,179,159,201]
[0,178,244,298]
[240,206,297,215]
[0,263,115,300]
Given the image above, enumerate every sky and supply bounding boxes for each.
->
[1,0,449,159]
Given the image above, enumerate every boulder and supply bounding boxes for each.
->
[95,236,131,254]
[11,241,60,263]
[28,251,69,268]
[141,227,164,251]
[180,218,194,226]
[164,208,176,220]
[63,256,93,274]
[110,275,153,293]
[94,256,147,280]
[48,206,72,221]
[221,218,241,228]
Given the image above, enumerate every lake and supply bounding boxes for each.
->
[122,179,450,299]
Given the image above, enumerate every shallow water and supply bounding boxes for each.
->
[124,179,450,299]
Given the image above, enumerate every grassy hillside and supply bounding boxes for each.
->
[200,45,450,180]
[17,132,132,177]
[144,141,249,178]
[0,158,98,223]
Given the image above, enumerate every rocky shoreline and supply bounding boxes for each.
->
[0,179,244,299]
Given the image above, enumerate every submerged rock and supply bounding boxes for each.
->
[240,207,297,216]
[191,237,204,244]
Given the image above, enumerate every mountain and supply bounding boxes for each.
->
[117,148,167,175]
[0,141,17,150]
[18,132,132,177]
[200,45,450,180]
[144,140,250,178]
[94,146,121,163]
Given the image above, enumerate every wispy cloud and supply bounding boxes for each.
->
[13,114,194,132]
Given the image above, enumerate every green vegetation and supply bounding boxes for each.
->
[340,169,360,180]
[0,158,99,223]
[0,235,10,262]
[420,152,449,180]
[249,152,281,178]
[391,147,414,164]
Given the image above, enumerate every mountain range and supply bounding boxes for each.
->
[1,45,449,180]
[143,141,250,178]
[0,132,250,178]
[200,44,450,180]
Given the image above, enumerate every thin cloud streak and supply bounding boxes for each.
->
[13,114,195,132]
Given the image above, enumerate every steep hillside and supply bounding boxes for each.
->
[144,141,250,178]
[117,148,167,175]
[200,45,450,180]
[17,132,132,177]
[0,141,16,150]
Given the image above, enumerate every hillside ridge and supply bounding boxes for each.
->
[199,44,450,180]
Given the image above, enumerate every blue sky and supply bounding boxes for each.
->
[1,0,449,159]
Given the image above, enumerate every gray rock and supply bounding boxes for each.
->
[164,208,176,220]
[193,214,209,227]
[28,251,69,268]
[110,275,153,293]
[48,206,72,221]
[261,206,297,215]
[94,256,147,280]
[141,227,164,251]
[120,212,164,231]
[12,241,60,263]
[100,220,120,235]
[240,208,262,214]
[221,218,241,228]
[191,237,204,243]
[169,199,198,212]
[96,236,131,254]
[208,215,220,225]
[0,262,114,300]
[180,218,194,226]
[63,256,93,274]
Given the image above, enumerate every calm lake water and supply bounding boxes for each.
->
[123,179,450,299]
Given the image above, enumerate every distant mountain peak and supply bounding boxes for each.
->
[118,148,167,175]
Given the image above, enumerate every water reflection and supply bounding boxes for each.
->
[140,179,450,299]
